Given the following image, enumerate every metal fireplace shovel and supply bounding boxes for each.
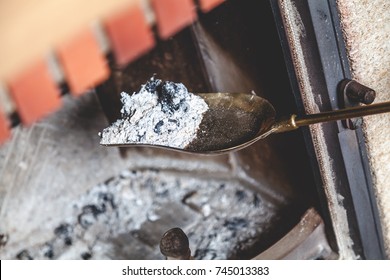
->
[102,81,390,154]
[184,92,390,154]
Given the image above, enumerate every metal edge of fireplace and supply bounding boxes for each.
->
[270,0,386,259]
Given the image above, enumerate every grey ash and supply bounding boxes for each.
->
[99,77,208,149]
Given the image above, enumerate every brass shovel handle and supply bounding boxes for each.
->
[294,101,390,127]
[275,101,390,133]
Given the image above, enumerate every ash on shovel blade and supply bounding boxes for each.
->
[99,77,209,149]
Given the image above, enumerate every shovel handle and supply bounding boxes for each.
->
[294,101,390,128]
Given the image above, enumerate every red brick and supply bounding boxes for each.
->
[8,59,62,125]
[105,3,155,66]
[57,28,110,96]
[199,0,225,13]
[0,109,10,144]
[151,0,197,39]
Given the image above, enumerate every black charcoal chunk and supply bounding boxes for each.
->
[78,204,104,229]
[54,223,73,239]
[158,81,189,113]
[223,218,248,231]
[0,233,8,247]
[235,190,247,201]
[154,120,164,134]
[16,249,33,260]
[143,76,162,94]
[81,252,92,260]
[42,242,54,259]
[194,248,218,260]
[98,192,116,209]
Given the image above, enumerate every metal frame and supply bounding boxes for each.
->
[270,0,386,259]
